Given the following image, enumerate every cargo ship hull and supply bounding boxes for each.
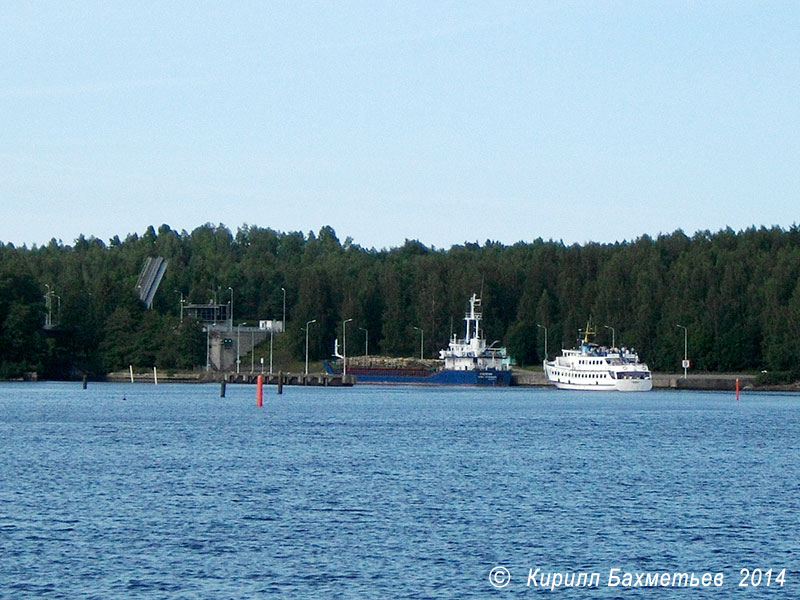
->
[345,367,512,386]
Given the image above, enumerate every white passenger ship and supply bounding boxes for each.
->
[543,324,653,391]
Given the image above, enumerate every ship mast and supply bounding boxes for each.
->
[464,293,482,341]
[580,319,596,344]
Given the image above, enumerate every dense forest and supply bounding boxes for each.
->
[2,223,800,381]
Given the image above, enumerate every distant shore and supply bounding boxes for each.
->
[7,368,796,392]
[92,369,800,392]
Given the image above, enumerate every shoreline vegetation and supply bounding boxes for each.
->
[4,223,800,385]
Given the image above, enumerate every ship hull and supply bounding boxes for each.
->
[327,364,512,386]
[544,362,652,392]
[548,379,652,392]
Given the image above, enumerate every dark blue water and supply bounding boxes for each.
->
[1,383,798,598]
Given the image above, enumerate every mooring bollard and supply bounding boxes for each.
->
[82,375,87,390]
[220,381,226,398]
[277,371,283,395]
[256,375,263,407]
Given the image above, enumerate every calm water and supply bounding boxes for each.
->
[1,382,798,598]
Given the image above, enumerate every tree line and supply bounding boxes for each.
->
[2,223,800,381]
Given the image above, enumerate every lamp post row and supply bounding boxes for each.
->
[190,288,693,376]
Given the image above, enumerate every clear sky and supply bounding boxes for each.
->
[2,1,798,250]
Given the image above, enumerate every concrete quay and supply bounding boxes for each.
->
[105,370,354,386]
[222,372,355,387]
[511,369,759,391]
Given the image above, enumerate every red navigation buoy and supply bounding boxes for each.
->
[256,375,264,407]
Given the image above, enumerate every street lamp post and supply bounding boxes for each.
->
[227,286,234,330]
[269,325,274,374]
[44,284,52,328]
[677,324,688,379]
[237,323,243,374]
[413,326,424,359]
[175,290,184,322]
[604,324,616,348]
[343,318,353,377]
[206,322,216,371]
[536,323,548,362]
[359,327,368,356]
[281,287,286,332]
[251,328,255,373]
[305,319,317,375]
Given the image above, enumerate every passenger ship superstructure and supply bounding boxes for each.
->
[543,324,652,391]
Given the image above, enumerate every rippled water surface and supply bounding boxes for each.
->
[1,382,799,598]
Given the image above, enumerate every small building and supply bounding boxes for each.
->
[185,303,228,324]
[259,319,284,333]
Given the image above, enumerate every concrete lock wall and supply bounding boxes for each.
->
[208,327,269,372]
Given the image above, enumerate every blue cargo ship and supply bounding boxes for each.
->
[324,294,512,386]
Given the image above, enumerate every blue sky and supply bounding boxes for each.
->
[2,1,798,250]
